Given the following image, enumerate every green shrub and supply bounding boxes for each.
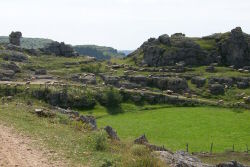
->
[103,87,122,108]
[80,63,102,74]
[90,130,108,151]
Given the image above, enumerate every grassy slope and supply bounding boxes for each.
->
[0,100,165,167]
[97,106,250,153]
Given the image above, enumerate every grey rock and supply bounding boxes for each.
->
[191,77,206,87]
[1,62,21,73]
[1,50,28,62]
[9,31,22,46]
[79,115,97,130]
[216,161,245,167]
[209,84,225,95]
[41,42,78,57]
[35,69,47,75]
[237,82,249,89]
[104,126,120,141]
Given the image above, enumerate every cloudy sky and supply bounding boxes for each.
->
[0,0,249,50]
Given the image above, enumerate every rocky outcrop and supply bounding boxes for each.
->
[35,69,47,75]
[71,73,96,84]
[79,115,97,130]
[104,126,120,141]
[9,31,22,46]
[41,42,78,57]
[209,84,225,95]
[0,50,28,62]
[128,27,250,67]
[127,75,188,92]
[191,77,206,87]
[134,134,167,151]
[1,62,21,73]
[158,151,213,167]
[217,27,250,67]
[0,69,15,81]
[216,161,245,167]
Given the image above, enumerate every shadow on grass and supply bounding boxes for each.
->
[106,105,124,115]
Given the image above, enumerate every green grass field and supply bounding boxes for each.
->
[97,106,250,153]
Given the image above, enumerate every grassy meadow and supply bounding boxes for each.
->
[96,105,250,153]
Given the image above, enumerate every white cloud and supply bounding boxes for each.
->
[0,0,249,49]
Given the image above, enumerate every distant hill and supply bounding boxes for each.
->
[118,50,134,56]
[0,36,54,49]
[73,45,126,60]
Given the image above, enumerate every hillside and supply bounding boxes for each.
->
[74,45,126,60]
[0,36,53,49]
[1,29,250,166]
[128,27,250,68]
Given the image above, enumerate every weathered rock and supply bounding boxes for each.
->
[101,75,120,87]
[134,134,167,151]
[128,27,250,67]
[0,62,21,73]
[71,73,96,84]
[9,31,22,46]
[218,27,250,68]
[79,115,97,130]
[191,76,206,87]
[134,134,148,144]
[158,34,171,45]
[206,66,216,73]
[216,161,245,167]
[158,151,213,167]
[237,82,249,89]
[209,77,234,87]
[1,50,28,62]
[104,126,120,141]
[0,69,15,79]
[34,109,55,118]
[209,84,225,95]
[35,69,47,75]
[41,42,78,57]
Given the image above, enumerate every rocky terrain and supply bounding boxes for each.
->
[0,30,250,166]
[128,27,250,68]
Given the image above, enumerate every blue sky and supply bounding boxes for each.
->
[0,0,249,50]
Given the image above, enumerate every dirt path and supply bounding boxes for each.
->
[0,123,68,167]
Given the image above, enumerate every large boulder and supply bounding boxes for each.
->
[209,77,234,87]
[0,50,28,62]
[41,42,79,57]
[218,27,250,67]
[9,31,22,46]
[0,69,15,80]
[35,69,47,75]
[0,62,21,73]
[216,161,245,167]
[158,151,212,167]
[191,76,206,87]
[209,84,225,95]
[72,73,96,84]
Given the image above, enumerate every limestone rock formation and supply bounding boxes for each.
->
[41,42,79,57]
[128,27,250,67]
[9,31,22,46]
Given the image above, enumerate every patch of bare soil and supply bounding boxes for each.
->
[0,123,68,167]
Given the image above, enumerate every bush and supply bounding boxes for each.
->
[90,130,108,151]
[102,87,122,108]
[121,144,165,167]
[80,63,102,74]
